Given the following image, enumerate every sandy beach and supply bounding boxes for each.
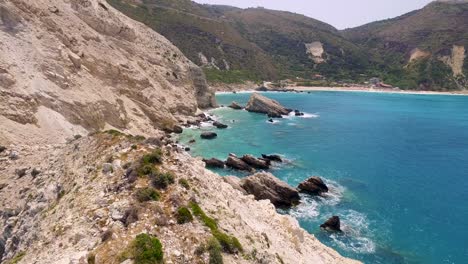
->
[291,86,468,96]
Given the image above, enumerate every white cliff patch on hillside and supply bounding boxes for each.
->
[305,41,326,64]
[408,48,431,64]
[198,52,222,70]
[438,45,466,76]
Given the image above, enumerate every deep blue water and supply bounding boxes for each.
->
[178,91,468,264]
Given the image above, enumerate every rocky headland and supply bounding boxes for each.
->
[0,0,359,263]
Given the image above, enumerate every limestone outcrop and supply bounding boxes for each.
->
[245,93,291,117]
[0,0,215,145]
[240,172,300,207]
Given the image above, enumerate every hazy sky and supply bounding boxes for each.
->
[193,0,434,29]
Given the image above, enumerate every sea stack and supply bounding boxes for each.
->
[298,176,329,195]
[245,93,292,117]
[320,216,342,232]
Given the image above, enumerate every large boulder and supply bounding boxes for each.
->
[298,176,328,195]
[245,93,291,117]
[240,172,300,207]
[200,132,217,139]
[226,156,253,171]
[203,158,225,168]
[228,101,243,110]
[241,155,270,169]
[320,216,341,232]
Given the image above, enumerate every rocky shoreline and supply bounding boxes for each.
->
[0,132,360,264]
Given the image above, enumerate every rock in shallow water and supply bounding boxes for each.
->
[298,176,328,195]
[240,172,300,207]
[203,158,225,168]
[320,216,341,232]
[226,156,253,171]
[241,155,270,169]
[200,132,217,139]
[261,154,283,162]
[245,93,291,117]
[213,121,228,129]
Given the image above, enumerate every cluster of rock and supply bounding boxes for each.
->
[219,166,342,232]
[184,113,228,130]
[203,153,283,172]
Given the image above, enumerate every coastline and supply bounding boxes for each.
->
[291,86,468,96]
[213,85,468,96]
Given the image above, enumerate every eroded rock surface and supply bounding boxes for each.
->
[245,93,291,117]
[240,172,300,207]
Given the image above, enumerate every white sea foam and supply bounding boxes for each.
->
[282,112,319,119]
[288,195,321,219]
[302,113,319,118]
[266,120,280,124]
[331,210,376,254]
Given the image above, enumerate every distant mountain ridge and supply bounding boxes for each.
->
[108,0,467,90]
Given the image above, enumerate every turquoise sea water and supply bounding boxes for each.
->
[178,91,468,264]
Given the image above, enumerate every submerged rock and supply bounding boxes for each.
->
[203,158,225,168]
[298,176,328,195]
[200,132,217,139]
[226,156,253,171]
[245,93,291,117]
[241,155,270,169]
[229,101,243,110]
[213,121,228,129]
[320,216,341,232]
[261,154,283,163]
[294,110,305,116]
[240,172,300,207]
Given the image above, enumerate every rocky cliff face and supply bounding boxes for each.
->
[0,1,358,264]
[0,134,360,264]
[0,0,215,145]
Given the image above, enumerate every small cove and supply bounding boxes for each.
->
[178,91,468,264]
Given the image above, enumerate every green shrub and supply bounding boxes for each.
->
[87,253,96,264]
[213,230,243,254]
[132,233,164,264]
[142,149,163,164]
[134,135,146,141]
[131,144,138,150]
[151,171,175,189]
[7,252,26,264]
[135,187,160,202]
[178,178,190,190]
[208,237,223,264]
[137,164,157,177]
[189,202,217,231]
[104,129,124,137]
[189,202,242,254]
[176,207,193,224]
